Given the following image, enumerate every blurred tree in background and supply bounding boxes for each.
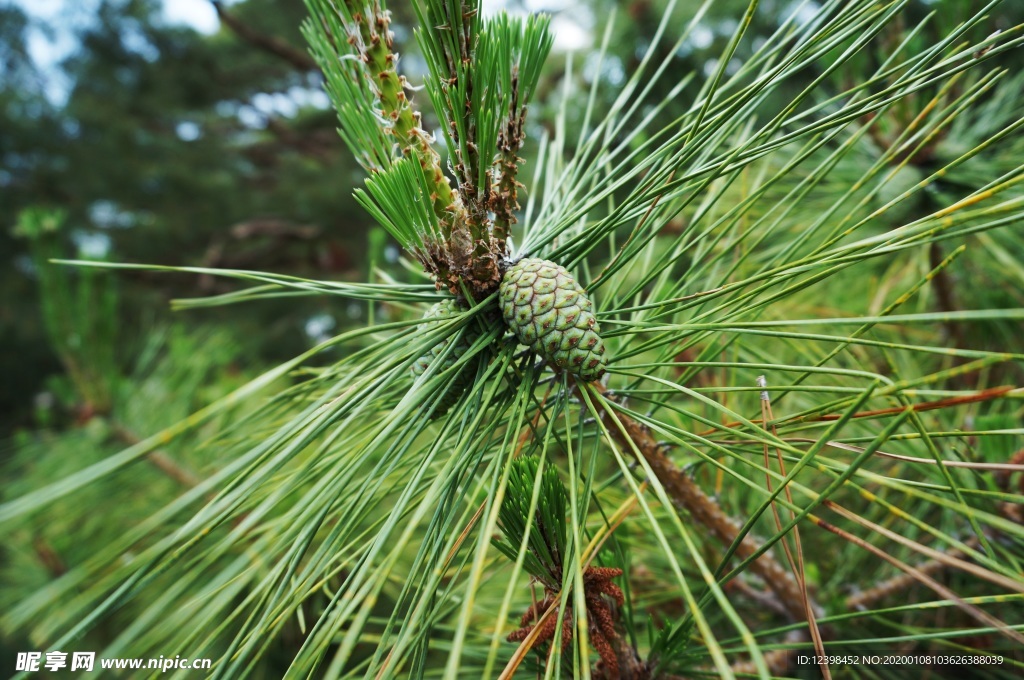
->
[1,0,371,430]
[2,3,370,665]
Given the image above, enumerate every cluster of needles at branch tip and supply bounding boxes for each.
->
[309,0,553,301]
[495,456,627,677]
[308,0,607,381]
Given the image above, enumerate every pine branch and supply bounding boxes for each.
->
[491,78,525,245]
[8,1,1024,675]
[32,535,67,578]
[310,0,550,299]
[307,0,494,295]
[414,0,501,294]
[211,1,318,71]
[413,2,552,292]
[112,424,201,489]
[489,13,551,247]
[342,0,456,218]
[584,382,812,624]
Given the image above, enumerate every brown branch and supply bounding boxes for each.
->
[845,553,954,611]
[33,535,67,577]
[227,218,320,241]
[584,382,811,624]
[262,118,339,162]
[211,1,318,72]
[724,577,792,619]
[811,515,1024,646]
[695,385,1016,436]
[112,424,201,488]
[844,519,1020,613]
[145,450,203,488]
[197,218,330,291]
[114,426,265,534]
[847,445,1024,611]
[703,437,1024,476]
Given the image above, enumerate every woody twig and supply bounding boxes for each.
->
[583,382,812,624]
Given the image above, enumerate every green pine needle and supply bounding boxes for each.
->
[356,157,444,252]
[493,455,569,584]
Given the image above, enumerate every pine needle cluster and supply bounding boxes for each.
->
[304,0,551,299]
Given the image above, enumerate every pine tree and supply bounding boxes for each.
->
[3,1,1024,678]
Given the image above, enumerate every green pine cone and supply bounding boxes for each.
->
[499,258,607,380]
[412,300,473,415]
